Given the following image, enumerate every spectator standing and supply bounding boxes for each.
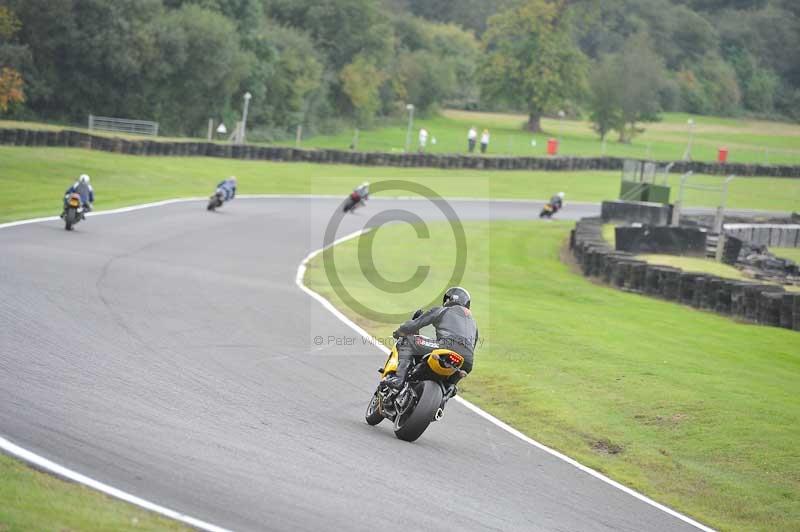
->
[467,126,477,153]
[418,128,429,153]
[480,129,490,154]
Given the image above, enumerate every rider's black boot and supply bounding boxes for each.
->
[384,357,412,390]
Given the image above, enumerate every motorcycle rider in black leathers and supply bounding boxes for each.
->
[550,191,564,212]
[384,287,478,391]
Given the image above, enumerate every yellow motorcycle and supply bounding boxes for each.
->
[365,327,466,442]
[62,192,85,231]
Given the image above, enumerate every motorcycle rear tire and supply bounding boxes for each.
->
[393,380,443,442]
[65,208,77,230]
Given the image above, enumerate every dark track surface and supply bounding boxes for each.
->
[0,198,705,531]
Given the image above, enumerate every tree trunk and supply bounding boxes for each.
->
[526,111,542,133]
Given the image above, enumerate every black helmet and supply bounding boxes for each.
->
[443,286,471,309]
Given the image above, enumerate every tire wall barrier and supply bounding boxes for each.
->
[723,224,800,248]
[3,127,800,176]
[570,217,800,331]
[615,226,707,256]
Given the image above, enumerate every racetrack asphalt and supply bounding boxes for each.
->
[0,197,710,531]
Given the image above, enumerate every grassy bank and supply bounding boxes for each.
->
[0,453,184,531]
[304,220,800,531]
[2,146,798,223]
[289,110,800,166]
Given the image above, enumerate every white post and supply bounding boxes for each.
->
[207,119,214,141]
[295,124,302,148]
[88,114,94,131]
[672,171,692,226]
[404,104,414,153]
[240,91,252,144]
[714,175,735,234]
[682,118,695,161]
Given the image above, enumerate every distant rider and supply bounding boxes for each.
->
[62,174,94,216]
[384,287,478,393]
[551,191,565,212]
[353,181,369,205]
[216,176,237,202]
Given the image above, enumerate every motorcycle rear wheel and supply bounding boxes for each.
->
[393,380,443,442]
[65,208,77,230]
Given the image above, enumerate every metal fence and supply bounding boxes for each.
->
[88,115,159,136]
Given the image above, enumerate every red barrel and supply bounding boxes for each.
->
[547,138,558,156]
[718,147,728,163]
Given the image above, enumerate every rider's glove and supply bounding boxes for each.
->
[392,330,401,339]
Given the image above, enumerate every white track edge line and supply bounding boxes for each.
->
[295,231,715,532]
[0,436,230,532]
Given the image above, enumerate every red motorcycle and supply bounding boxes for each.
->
[343,191,367,213]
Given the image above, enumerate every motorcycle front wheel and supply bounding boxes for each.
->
[393,380,443,442]
[365,389,384,426]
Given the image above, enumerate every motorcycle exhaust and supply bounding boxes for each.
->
[434,408,444,421]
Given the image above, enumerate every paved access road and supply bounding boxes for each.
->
[0,197,705,531]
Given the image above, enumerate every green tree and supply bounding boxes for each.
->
[398,0,514,34]
[157,4,251,133]
[588,56,623,141]
[0,6,25,113]
[479,0,587,132]
[340,54,385,126]
[615,33,666,142]
[241,22,323,134]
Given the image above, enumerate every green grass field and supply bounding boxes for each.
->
[2,146,798,223]
[0,454,185,531]
[304,220,800,531]
[287,110,800,166]
[774,248,800,263]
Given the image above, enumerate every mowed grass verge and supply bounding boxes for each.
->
[304,220,800,531]
[0,453,186,531]
[2,146,799,223]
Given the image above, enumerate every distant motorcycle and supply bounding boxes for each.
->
[207,190,224,211]
[365,311,466,442]
[343,191,366,213]
[62,193,86,230]
[539,202,560,219]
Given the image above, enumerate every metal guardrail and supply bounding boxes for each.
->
[88,115,159,136]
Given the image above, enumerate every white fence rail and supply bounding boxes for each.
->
[88,115,159,136]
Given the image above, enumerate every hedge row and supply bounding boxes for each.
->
[2,127,800,177]
[570,217,800,331]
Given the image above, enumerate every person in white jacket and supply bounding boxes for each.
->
[418,128,429,153]
[467,126,477,153]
